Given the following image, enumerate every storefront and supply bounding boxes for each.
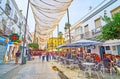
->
[6,42,21,61]
[0,36,8,63]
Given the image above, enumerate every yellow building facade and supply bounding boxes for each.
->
[47,37,65,51]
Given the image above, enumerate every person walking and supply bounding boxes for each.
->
[39,52,42,59]
[41,52,45,62]
[15,50,20,64]
[46,51,49,62]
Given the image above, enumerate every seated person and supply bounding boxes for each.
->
[94,54,101,63]
[65,52,71,59]
[114,58,120,73]
[102,55,112,72]
[85,54,92,62]
[117,60,120,67]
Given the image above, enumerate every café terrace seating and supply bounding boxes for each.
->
[55,54,120,79]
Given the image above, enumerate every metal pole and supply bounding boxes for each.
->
[67,9,71,44]
[67,8,72,58]
[22,0,30,64]
[33,24,36,43]
[52,32,53,51]
[57,25,59,54]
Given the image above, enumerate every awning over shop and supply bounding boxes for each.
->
[30,0,73,48]
[103,39,120,46]
[0,36,6,43]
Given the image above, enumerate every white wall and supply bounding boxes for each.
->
[81,0,120,33]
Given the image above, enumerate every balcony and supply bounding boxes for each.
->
[92,27,102,36]
[65,27,102,43]
[85,32,90,37]
[78,27,102,40]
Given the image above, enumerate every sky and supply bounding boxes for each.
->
[15,0,104,37]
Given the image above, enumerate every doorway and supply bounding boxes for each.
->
[117,45,120,55]
[99,46,105,60]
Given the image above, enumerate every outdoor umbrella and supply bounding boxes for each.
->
[56,39,102,48]
[73,39,102,46]
[56,45,67,49]
[59,39,102,48]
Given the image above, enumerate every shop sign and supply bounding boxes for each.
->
[9,33,20,42]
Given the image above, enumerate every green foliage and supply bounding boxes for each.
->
[19,10,23,13]
[58,31,63,38]
[64,23,71,29]
[28,43,39,50]
[58,31,63,35]
[97,12,120,40]
[64,26,67,29]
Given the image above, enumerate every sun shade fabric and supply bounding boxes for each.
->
[30,0,73,48]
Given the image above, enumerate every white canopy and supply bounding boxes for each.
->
[30,0,73,48]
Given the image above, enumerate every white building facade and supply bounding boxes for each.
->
[65,0,120,57]
[0,0,32,63]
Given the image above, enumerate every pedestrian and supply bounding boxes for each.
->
[41,52,45,62]
[72,51,77,61]
[15,50,20,64]
[50,51,53,60]
[46,51,49,62]
[39,52,42,59]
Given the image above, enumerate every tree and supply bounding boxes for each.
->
[64,23,71,30]
[97,12,120,40]
[28,43,39,50]
[58,31,63,38]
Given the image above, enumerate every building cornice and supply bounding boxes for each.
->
[81,0,117,23]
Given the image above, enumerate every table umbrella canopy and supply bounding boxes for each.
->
[56,45,68,48]
[57,39,102,48]
[30,0,73,48]
[73,39,102,46]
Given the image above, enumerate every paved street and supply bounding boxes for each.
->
[0,60,19,77]
[0,56,120,79]
[0,57,59,79]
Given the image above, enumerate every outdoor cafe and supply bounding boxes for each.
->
[55,39,120,79]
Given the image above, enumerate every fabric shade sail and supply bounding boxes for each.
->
[30,0,73,48]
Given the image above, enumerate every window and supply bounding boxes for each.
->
[75,26,83,35]
[0,0,2,3]
[111,6,120,16]
[14,13,18,23]
[12,27,15,33]
[5,4,11,15]
[94,18,101,28]
[80,27,83,34]
[84,25,89,33]
[106,46,110,50]
[84,24,89,37]
[112,46,116,51]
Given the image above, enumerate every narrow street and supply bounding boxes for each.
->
[0,57,59,79]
